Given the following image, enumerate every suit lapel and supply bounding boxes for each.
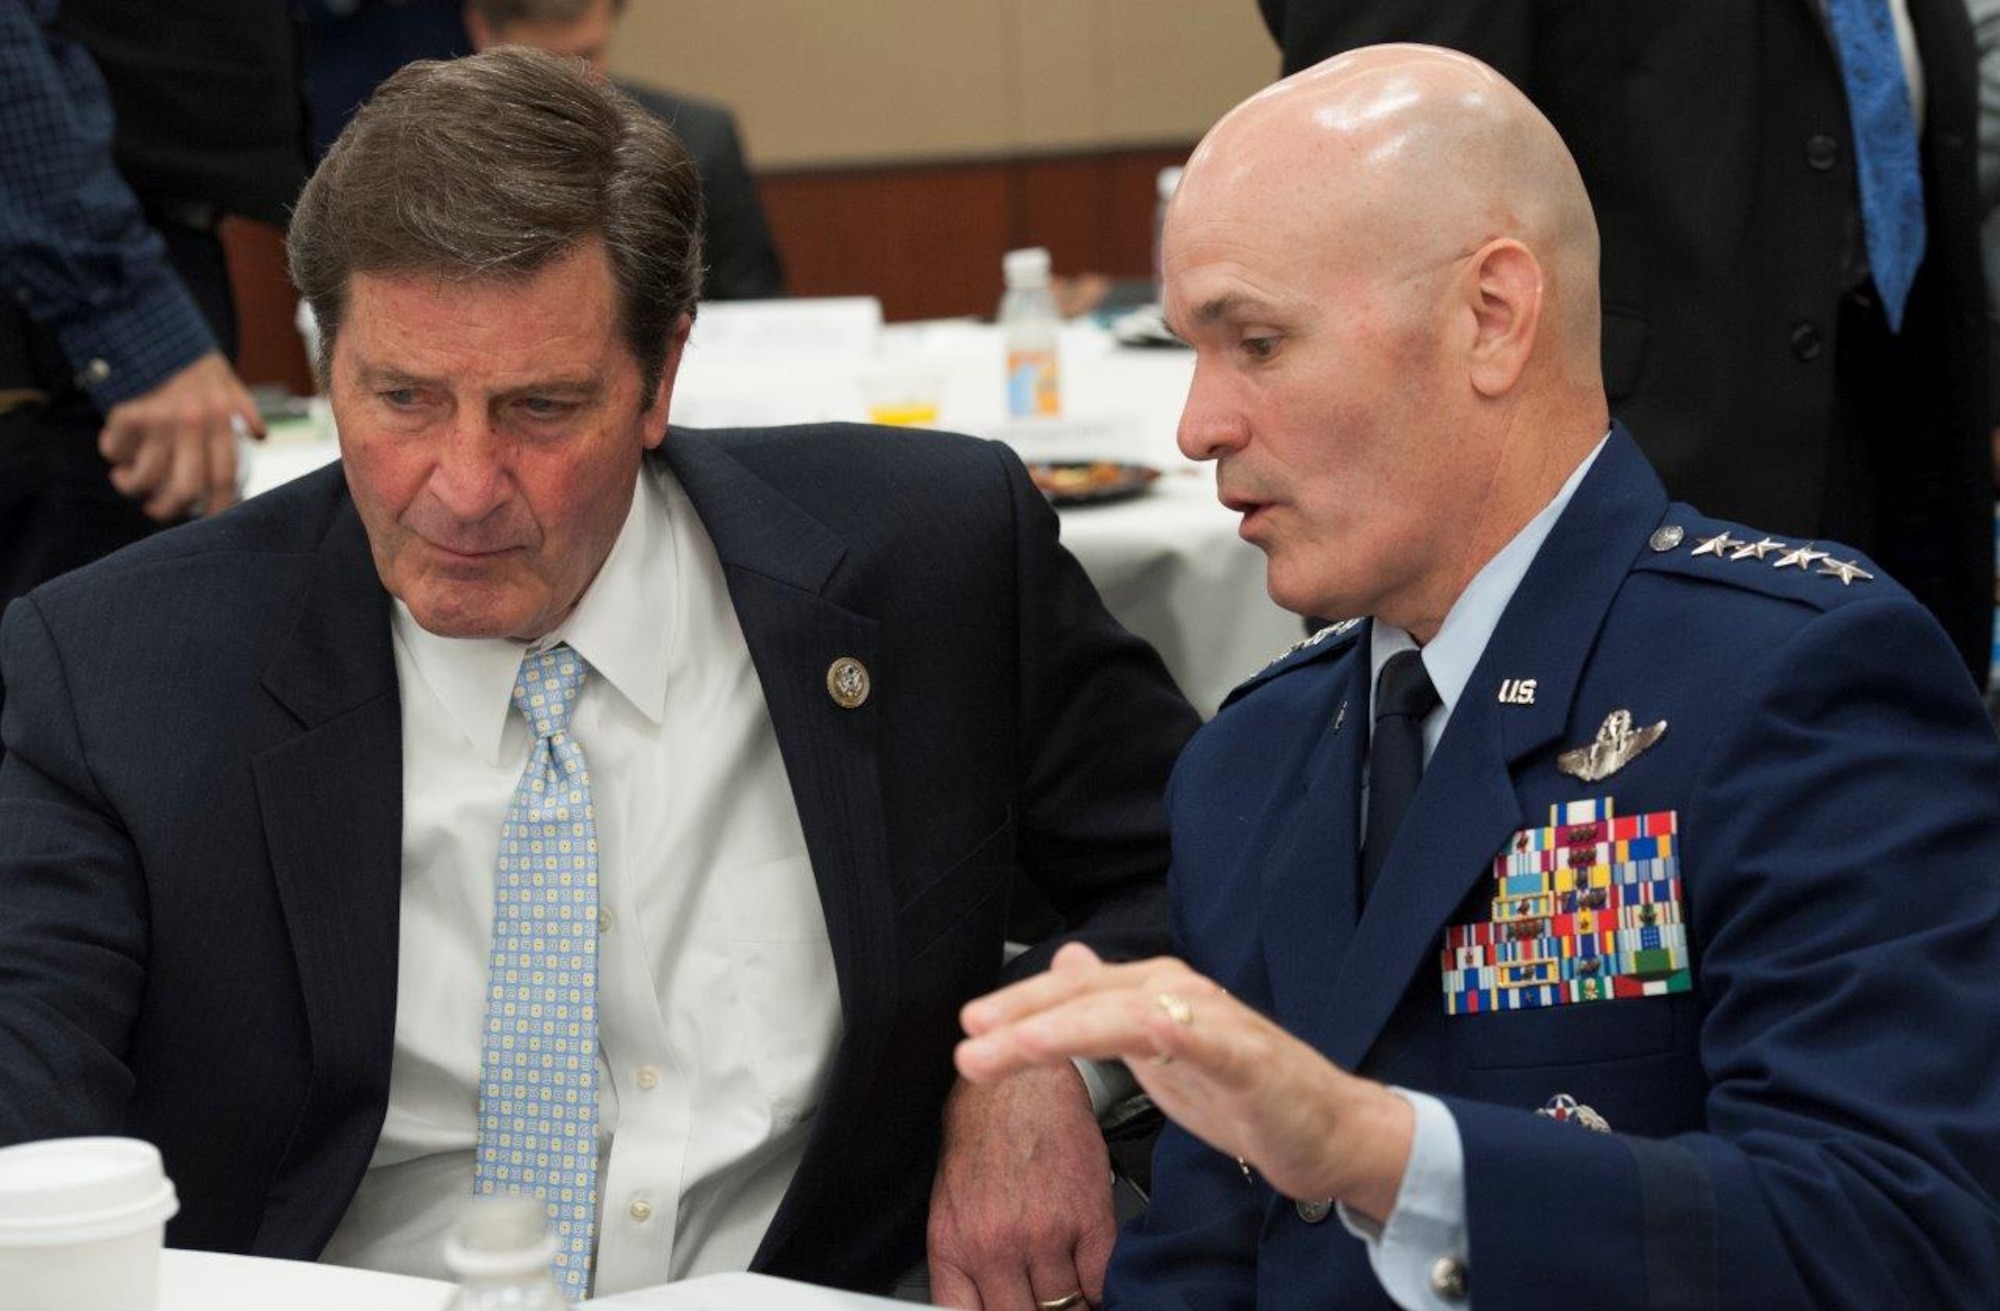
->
[1258,646,1369,1055]
[660,433,898,1264]
[1321,428,1671,1072]
[249,493,405,1250]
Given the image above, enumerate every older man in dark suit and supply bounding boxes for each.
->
[0,48,1191,1305]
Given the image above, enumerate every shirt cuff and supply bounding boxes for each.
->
[54,264,215,410]
[1337,1087,1469,1310]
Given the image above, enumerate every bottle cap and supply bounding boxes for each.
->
[443,1195,560,1280]
[1003,247,1053,288]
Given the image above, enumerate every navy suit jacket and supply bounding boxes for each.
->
[1109,428,2000,1309]
[0,424,1196,1292]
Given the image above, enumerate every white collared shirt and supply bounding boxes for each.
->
[321,463,841,1295]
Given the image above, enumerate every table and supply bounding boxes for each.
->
[244,312,1301,716]
[161,1249,453,1310]
[159,1249,920,1309]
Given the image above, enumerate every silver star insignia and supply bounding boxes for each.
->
[1556,709,1668,783]
[1771,543,1830,571]
[1816,557,1874,586]
[1689,531,1743,558]
[1730,537,1785,561]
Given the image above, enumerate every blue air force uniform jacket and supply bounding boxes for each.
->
[1107,426,2000,1310]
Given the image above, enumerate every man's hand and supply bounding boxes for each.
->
[956,943,1414,1223]
[927,1062,1117,1310]
[98,350,264,521]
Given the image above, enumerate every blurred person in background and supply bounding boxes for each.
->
[0,0,305,605]
[464,0,788,301]
[1257,0,1996,687]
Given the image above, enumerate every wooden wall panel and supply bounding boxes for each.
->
[761,144,1191,322]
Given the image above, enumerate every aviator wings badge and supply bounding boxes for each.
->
[1557,709,1667,783]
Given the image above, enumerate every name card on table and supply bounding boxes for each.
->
[687,297,883,361]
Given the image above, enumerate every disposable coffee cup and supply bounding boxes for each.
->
[0,1136,180,1311]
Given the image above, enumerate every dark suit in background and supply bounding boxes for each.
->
[619,81,787,301]
[1258,0,1995,681]
[0,424,1194,1292]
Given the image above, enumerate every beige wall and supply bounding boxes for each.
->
[607,1,1279,168]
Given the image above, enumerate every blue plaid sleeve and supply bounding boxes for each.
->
[0,0,214,410]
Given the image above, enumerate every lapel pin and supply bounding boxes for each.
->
[1332,699,1348,734]
[1497,678,1537,706]
[826,656,870,710]
[1557,709,1666,783]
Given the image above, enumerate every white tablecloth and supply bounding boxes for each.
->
[244,314,1300,716]
[159,1250,921,1309]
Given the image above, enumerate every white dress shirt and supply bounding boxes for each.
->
[1342,435,1607,1311]
[320,462,842,1295]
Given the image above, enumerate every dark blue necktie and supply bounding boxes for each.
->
[1360,649,1440,909]
[1826,0,1927,331]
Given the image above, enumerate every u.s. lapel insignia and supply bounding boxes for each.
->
[1556,709,1666,783]
[826,656,870,709]
[1497,678,1537,706]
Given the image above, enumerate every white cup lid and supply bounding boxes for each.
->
[0,1138,179,1246]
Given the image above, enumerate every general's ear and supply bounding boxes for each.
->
[1461,239,1543,399]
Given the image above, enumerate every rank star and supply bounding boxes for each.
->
[1817,557,1875,586]
[1730,537,1785,561]
[1689,531,1743,558]
[1771,543,1829,570]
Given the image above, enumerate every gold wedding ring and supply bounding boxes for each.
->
[1036,1294,1086,1311]
[1154,992,1194,1026]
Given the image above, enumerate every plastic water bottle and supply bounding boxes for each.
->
[1000,247,1061,418]
[444,1195,568,1309]
[1152,165,1183,303]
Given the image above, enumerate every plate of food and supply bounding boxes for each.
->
[1027,461,1161,506]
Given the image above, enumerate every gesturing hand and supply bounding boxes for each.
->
[98,350,265,521]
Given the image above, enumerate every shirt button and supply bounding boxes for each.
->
[1429,1256,1469,1301]
[636,1065,659,1091]
[1295,1197,1333,1224]
[598,907,615,933]
[1789,322,1823,361]
[628,1197,653,1223]
[1804,133,1840,171]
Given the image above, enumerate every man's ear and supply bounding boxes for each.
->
[642,314,694,451]
[1463,239,1543,399]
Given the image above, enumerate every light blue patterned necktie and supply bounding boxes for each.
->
[1825,0,1927,332]
[475,644,600,1301]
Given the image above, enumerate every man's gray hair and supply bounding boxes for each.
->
[287,45,703,404]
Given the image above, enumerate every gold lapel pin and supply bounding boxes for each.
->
[826,656,870,710]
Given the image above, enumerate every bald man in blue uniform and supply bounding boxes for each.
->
[955,45,2000,1311]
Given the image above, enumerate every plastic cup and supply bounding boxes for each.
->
[861,357,946,427]
[0,1137,180,1311]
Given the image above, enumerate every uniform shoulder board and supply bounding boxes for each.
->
[1637,513,1898,613]
[1264,616,1362,669]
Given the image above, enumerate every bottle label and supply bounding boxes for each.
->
[1006,349,1061,418]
